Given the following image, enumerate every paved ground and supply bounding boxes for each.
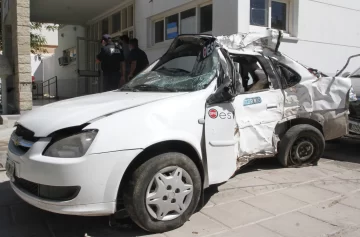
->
[1,138,360,237]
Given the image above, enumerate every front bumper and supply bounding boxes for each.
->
[7,138,141,216]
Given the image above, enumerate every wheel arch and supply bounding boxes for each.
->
[116,140,205,210]
[275,117,324,149]
[278,117,323,137]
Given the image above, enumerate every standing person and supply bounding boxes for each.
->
[120,35,131,61]
[120,35,131,82]
[128,38,149,80]
[96,34,126,92]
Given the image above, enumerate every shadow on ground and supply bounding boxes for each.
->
[323,137,360,163]
[0,180,151,237]
[0,137,359,237]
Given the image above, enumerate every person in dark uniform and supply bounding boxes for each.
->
[128,38,149,80]
[96,34,126,91]
[120,35,131,82]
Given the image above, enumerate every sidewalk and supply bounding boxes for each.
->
[1,136,360,236]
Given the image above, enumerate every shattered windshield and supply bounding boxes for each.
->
[122,36,220,92]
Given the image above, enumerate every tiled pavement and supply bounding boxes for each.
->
[1,138,360,237]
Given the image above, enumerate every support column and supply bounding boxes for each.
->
[11,0,32,113]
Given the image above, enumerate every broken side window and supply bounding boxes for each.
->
[270,58,301,88]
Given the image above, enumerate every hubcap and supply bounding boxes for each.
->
[146,166,193,221]
[291,138,315,161]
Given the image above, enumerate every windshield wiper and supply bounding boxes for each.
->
[131,84,178,92]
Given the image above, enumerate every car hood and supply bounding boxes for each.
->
[18,91,187,137]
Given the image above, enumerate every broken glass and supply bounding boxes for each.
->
[123,38,220,92]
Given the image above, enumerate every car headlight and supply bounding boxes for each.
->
[44,130,98,158]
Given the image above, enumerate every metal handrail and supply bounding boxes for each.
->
[33,76,58,101]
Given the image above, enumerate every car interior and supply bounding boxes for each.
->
[231,55,270,93]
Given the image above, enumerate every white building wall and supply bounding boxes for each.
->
[279,0,360,75]
[32,54,56,82]
[54,0,360,99]
[54,25,86,99]
[31,24,59,46]
[135,0,360,75]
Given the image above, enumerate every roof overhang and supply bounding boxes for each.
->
[30,0,128,25]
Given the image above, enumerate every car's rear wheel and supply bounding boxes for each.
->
[278,124,325,167]
[123,152,201,233]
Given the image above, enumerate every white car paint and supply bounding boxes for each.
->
[6,31,352,221]
[18,91,188,137]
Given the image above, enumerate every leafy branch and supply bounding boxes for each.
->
[30,23,59,54]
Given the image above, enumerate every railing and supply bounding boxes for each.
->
[33,76,58,101]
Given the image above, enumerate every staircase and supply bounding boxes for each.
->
[33,76,59,101]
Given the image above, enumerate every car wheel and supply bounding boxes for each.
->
[278,124,325,167]
[123,152,202,233]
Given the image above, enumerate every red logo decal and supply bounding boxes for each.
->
[208,109,218,119]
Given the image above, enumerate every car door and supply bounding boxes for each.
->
[204,103,237,185]
[204,49,238,186]
[231,56,284,158]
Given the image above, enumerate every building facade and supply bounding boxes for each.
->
[2,0,360,113]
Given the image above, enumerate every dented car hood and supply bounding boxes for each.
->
[17,91,187,137]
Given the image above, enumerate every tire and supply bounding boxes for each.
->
[123,152,202,233]
[278,124,325,167]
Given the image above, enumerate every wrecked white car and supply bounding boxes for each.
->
[6,30,352,233]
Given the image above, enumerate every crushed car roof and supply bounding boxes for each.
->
[216,29,282,54]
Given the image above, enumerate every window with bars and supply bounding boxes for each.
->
[112,12,121,33]
[250,0,290,31]
[153,4,213,45]
[102,18,109,35]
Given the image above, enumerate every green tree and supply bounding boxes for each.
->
[30,23,59,54]
[0,21,58,53]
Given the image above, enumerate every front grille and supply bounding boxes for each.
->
[15,177,39,196]
[14,177,81,201]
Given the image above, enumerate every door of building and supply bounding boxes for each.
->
[77,37,101,96]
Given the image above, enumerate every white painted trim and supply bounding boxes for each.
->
[150,0,213,46]
[150,0,212,22]
[87,0,135,25]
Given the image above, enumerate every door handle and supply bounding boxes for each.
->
[267,104,277,109]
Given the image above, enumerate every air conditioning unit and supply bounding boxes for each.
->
[58,56,70,66]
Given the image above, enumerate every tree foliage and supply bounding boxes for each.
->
[30,23,59,54]
[0,21,58,53]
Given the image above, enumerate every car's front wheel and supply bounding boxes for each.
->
[123,152,202,233]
